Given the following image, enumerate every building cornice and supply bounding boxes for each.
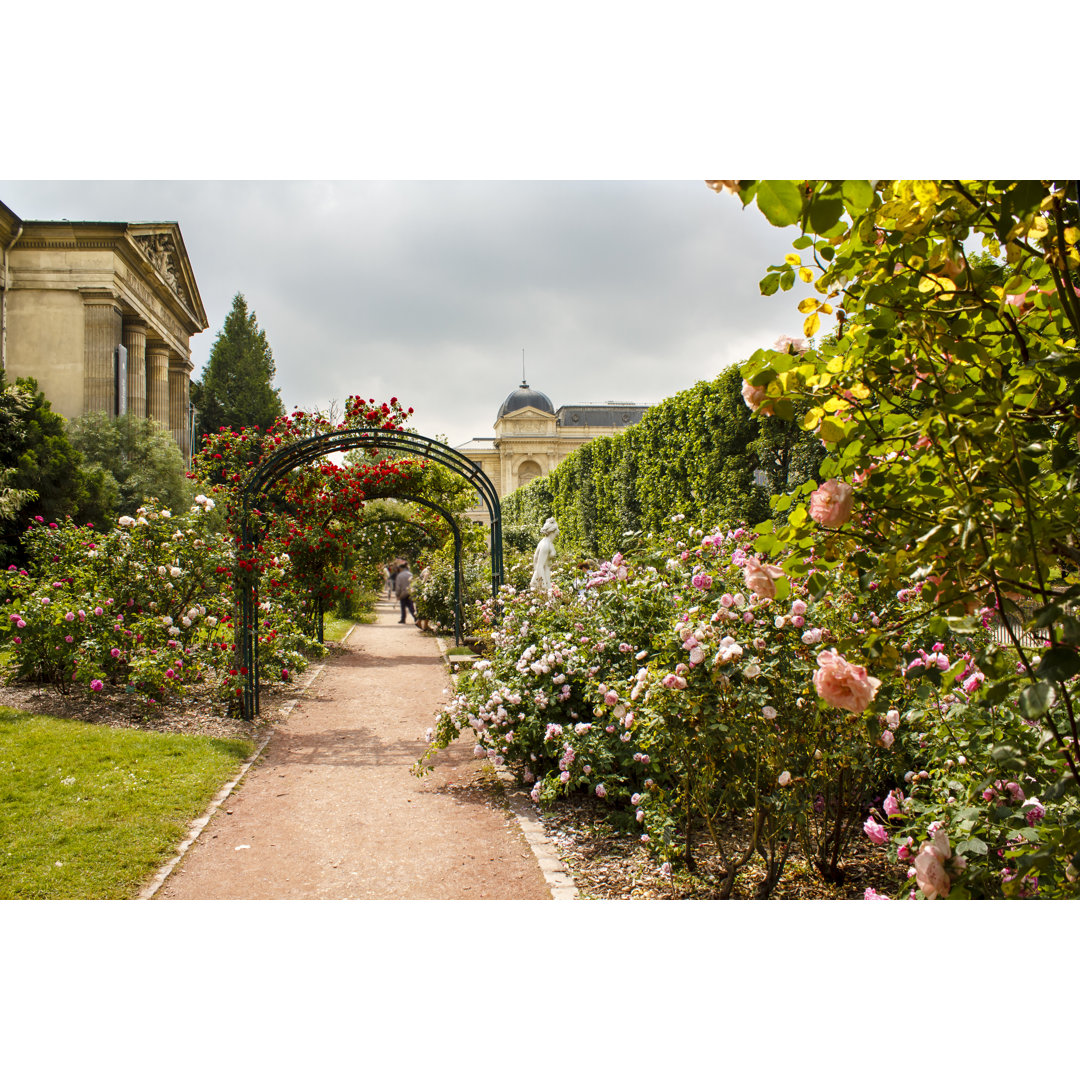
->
[15,220,208,337]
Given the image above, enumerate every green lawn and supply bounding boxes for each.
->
[0,707,253,899]
[322,616,357,642]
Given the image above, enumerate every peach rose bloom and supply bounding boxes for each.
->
[742,555,785,599]
[813,648,882,712]
[914,843,952,900]
[741,380,775,416]
[808,479,855,527]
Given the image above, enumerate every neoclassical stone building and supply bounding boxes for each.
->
[457,380,651,523]
[0,197,208,460]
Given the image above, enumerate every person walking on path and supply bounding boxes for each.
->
[395,561,417,624]
[152,597,554,900]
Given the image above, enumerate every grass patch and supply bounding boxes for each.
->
[445,646,474,656]
[321,616,356,642]
[0,706,253,899]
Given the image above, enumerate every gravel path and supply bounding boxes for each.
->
[154,600,553,900]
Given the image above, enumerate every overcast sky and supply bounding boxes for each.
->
[1,179,811,446]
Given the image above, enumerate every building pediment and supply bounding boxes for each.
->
[127,224,208,331]
[495,405,557,438]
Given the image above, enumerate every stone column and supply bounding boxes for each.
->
[168,357,193,461]
[123,319,147,418]
[81,290,123,415]
[146,342,170,426]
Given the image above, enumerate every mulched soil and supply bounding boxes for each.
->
[1,671,294,742]
[537,794,911,900]
[4,647,908,900]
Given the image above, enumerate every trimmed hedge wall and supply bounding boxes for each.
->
[502,365,825,555]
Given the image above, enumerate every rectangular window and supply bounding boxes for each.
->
[114,344,127,416]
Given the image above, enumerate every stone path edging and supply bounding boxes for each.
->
[435,634,579,900]
[136,646,336,900]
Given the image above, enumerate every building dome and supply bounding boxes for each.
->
[497,380,555,419]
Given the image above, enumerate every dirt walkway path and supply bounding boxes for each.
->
[154,599,553,900]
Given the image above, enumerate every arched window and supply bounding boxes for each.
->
[517,459,542,487]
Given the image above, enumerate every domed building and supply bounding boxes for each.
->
[456,379,651,523]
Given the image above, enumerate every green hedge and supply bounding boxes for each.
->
[502,365,825,555]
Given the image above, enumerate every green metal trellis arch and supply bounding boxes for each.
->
[237,428,502,719]
[363,492,467,646]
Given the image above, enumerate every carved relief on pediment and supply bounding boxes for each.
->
[132,232,192,309]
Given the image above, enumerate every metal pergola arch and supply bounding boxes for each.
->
[361,493,467,647]
[236,427,502,719]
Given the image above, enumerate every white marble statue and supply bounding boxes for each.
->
[530,517,559,594]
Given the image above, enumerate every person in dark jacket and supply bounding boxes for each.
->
[394,561,416,623]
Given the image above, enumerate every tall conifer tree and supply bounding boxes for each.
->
[190,292,284,442]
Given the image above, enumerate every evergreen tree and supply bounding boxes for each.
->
[190,292,284,443]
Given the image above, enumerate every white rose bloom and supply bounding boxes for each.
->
[170,566,182,578]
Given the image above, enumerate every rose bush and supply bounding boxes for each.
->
[1,497,315,707]
[723,179,1080,897]
[417,518,923,896]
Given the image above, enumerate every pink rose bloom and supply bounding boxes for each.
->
[881,730,895,748]
[813,649,882,712]
[741,380,774,416]
[883,791,901,817]
[914,847,951,899]
[863,817,888,844]
[604,689,619,706]
[808,479,855,527]
[774,334,809,355]
[90,679,104,691]
[791,600,807,617]
[742,556,785,600]
[595,784,607,798]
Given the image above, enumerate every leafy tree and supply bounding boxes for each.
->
[729,179,1080,896]
[190,292,284,443]
[0,376,89,564]
[66,412,192,520]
